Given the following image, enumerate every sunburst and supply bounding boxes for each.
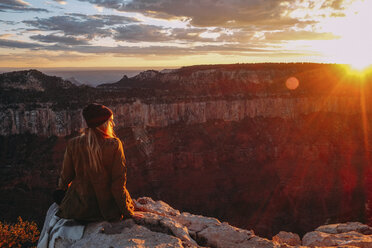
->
[316,0,372,71]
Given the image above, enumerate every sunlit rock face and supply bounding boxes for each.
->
[1,64,372,238]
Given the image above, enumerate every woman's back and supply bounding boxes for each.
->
[57,132,134,222]
[38,103,138,248]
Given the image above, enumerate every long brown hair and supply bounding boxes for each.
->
[83,115,116,171]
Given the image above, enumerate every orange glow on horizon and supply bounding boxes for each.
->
[341,64,372,79]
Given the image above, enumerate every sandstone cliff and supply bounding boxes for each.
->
[1,96,365,136]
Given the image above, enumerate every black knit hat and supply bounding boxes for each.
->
[83,103,113,128]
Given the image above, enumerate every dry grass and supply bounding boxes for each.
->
[0,217,40,248]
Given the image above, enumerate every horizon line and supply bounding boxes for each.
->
[0,62,343,71]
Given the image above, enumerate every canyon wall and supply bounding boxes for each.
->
[0,96,365,136]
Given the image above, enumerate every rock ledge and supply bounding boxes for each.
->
[56,197,372,248]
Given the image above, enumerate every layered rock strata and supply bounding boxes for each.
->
[0,96,364,136]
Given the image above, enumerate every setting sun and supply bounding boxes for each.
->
[320,0,372,70]
[342,64,372,78]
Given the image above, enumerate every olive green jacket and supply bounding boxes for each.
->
[56,134,134,222]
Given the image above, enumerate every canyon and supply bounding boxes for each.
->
[1,63,372,238]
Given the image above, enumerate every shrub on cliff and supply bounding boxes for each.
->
[0,217,40,248]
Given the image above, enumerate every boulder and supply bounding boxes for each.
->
[272,231,301,246]
[200,225,277,248]
[315,222,372,235]
[302,222,372,247]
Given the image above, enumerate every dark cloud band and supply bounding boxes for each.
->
[30,34,89,45]
[23,14,139,38]
[0,0,48,12]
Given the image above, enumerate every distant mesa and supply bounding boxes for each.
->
[0,69,75,92]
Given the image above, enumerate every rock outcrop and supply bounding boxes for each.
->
[272,231,301,246]
[302,222,372,247]
[55,197,372,248]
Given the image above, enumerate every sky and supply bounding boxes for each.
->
[0,0,371,69]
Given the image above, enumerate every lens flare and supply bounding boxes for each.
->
[286,77,299,90]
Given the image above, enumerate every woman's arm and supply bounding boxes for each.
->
[111,139,135,218]
[58,140,75,190]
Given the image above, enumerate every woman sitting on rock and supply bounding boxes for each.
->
[56,103,140,222]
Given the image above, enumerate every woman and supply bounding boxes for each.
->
[56,103,138,222]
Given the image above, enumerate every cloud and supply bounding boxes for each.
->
[52,0,66,4]
[77,0,310,28]
[0,34,13,39]
[30,34,89,45]
[320,0,348,17]
[77,0,353,31]
[264,30,340,41]
[215,28,257,43]
[0,36,270,56]
[170,28,213,41]
[114,24,170,42]
[23,14,139,39]
[113,25,211,42]
[0,34,319,63]
[24,13,219,44]
[321,0,346,10]
[0,0,349,61]
[77,0,123,10]
[0,19,17,25]
[45,43,277,57]
[93,4,104,12]
[0,38,43,49]
[0,0,48,12]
